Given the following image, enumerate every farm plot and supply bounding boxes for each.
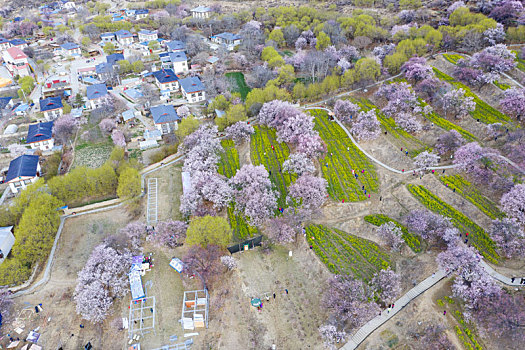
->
[306,224,390,281]
[439,175,505,220]
[250,126,295,209]
[512,50,525,73]
[364,214,422,253]
[442,53,465,65]
[407,184,499,263]
[225,72,252,100]
[218,139,258,240]
[418,99,476,141]
[432,68,512,125]
[354,98,429,155]
[311,109,378,202]
[73,141,113,168]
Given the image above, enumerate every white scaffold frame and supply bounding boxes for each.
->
[181,289,209,331]
[147,178,158,225]
[128,296,156,339]
[150,341,193,350]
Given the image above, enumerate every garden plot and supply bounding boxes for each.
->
[250,126,295,209]
[418,99,476,142]
[364,214,422,253]
[218,139,258,240]
[442,53,510,90]
[432,67,512,125]
[439,175,505,220]
[407,184,499,263]
[311,109,378,202]
[145,163,183,221]
[354,98,429,155]
[225,72,251,100]
[306,224,390,280]
[72,142,113,168]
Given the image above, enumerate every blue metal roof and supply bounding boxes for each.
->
[166,40,185,52]
[100,32,115,38]
[14,104,30,113]
[0,37,9,44]
[135,9,149,14]
[106,53,124,65]
[9,39,26,46]
[152,69,178,84]
[27,121,54,144]
[96,62,113,74]
[86,83,108,100]
[179,76,205,93]
[60,42,79,50]
[39,97,63,112]
[215,32,241,41]
[138,29,156,35]
[6,155,39,182]
[115,29,132,38]
[124,88,143,100]
[150,105,180,124]
[192,6,211,12]
[168,51,187,63]
[0,97,13,110]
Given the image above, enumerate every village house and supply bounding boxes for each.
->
[100,32,116,43]
[42,74,71,98]
[0,97,14,112]
[86,83,109,109]
[107,53,125,65]
[179,76,206,103]
[152,69,179,93]
[166,40,186,53]
[0,37,11,50]
[26,121,55,151]
[115,30,134,46]
[2,47,30,77]
[160,51,188,74]
[134,9,149,20]
[211,32,242,51]
[59,42,81,57]
[191,6,212,19]
[150,104,180,134]
[9,39,28,50]
[39,96,63,120]
[5,154,41,194]
[0,226,15,264]
[138,30,158,43]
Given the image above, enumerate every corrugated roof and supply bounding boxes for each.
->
[26,121,54,144]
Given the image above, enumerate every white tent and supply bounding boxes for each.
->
[0,226,14,264]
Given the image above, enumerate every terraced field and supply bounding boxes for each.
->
[433,67,512,125]
[311,109,378,202]
[364,214,422,253]
[439,175,505,220]
[418,99,476,142]
[218,139,258,240]
[407,184,499,264]
[306,224,390,281]
[250,126,296,209]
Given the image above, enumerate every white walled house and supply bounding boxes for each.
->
[115,30,134,46]
[26,121,55,151]
[191,6,211,19]
[0,37,11,50]
[59,42,81,57]
[152,69,179,93]
[138,29,157,42]
[39,96,63,121]
[166,40,186,53]
[0,226,15,264]
[101,32,116,43]
[5,155,41,194]
[211,32,242,51]
[2,47,30,77]
[179,76,206,103]
[86,83,109,109]
[134,9,149,20]
[151,104,180,134]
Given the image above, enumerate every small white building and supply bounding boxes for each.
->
[191,6,212,19]
[0,226,15,264]
[150,104,181,134]
[86,83,109,109]
[160,51,188,75]
[134,9,149,20]
[211,32,242,51]
[152,69,179,93]
[39,96,63,121]
[115,30,134,46]
[179,76,206,103]
[26,121,55,151]
[5,155,41,194]
[138,30,158,42]
[59,42,81,56]
[0,37,11,51]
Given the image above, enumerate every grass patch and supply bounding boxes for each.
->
[225,72,251,100]
[439,175,505,220]
[364,214,422,253]
[306,224,390,280]
[250,126,296,209]
[407,184,499,263]
[433,67,512,125]
[493,81,511,90]
[353,98,429,155]
[73,141,113,168]
[218,139,257,240]
[311,109,378,202]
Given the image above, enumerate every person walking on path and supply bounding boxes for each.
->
[444,310,446,316]
[273,293,276,299]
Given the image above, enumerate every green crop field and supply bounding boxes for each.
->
[306,224,390,280]
[419,99,476,142]
[443,53,465,65]
[354,98,429,155]
[250,126,295,209]
[364,214,422,252]
[218,139,258,240]
[311,109,378,202]
[225,72,252,100]
[512,50,525,73]
[433,67,512,125]
[407,184,499,263]
[439,175,505,220]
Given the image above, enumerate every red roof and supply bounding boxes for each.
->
[6,47,27,60]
